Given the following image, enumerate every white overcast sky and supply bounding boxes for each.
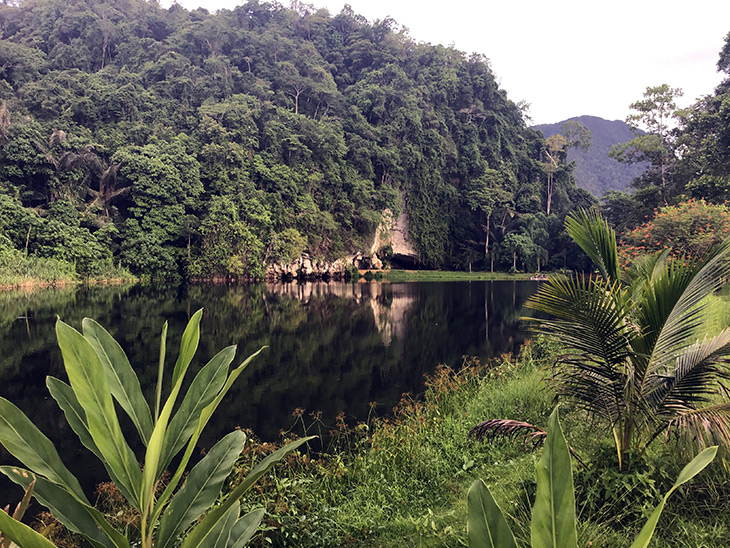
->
[166,0,730,125]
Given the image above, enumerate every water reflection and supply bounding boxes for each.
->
[0,280,538,502]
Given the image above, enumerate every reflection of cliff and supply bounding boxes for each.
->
[367,285,416,346]
[264,282,417,346]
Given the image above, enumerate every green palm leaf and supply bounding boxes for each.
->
[565,209,620,283]
[647,238,730,375]
[56,320,142,508]
[228,509,265,548]
[0,397,87,502]
[0,506,57,548]
[0,466,122,548]
[160,346,236,472]
[467,479,518,548]
[181,436,315,548]
[531,407,578,548]
[526,275,635,367]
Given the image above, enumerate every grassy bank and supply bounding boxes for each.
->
[232,338,730,547]
[0,247,137,289]
[382,269,541,282]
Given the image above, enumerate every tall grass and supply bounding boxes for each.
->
[0,247,136,287]
[0,247,77,286]
[234,343,554,547]
[231,335,730,548]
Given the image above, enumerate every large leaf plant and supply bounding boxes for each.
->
[468,407,718,548]
[525,210,730,469]
[0,309,313,547]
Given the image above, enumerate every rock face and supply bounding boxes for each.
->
[265,201,420,281]
[370,206,420,268]
[266,253,349,282]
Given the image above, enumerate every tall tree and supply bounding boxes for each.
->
[610,84,683,203]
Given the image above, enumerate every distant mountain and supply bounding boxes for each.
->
[533,115,647,198]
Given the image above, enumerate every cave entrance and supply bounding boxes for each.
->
[390,253,420,270]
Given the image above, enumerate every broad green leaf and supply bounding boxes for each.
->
[0,505,57,548]
[141,310,203,517]
[181,436,314,548]
[171,309,203,386]
[531,407,578,548]
[155,321,168,422]
[151,348,265,525]
[196,503,238,548]
[228,509,265,548]
[46,378,139,508]
[467,479,518,548]
[0,466,121,548]
[160,346,236,471]
[156,431,246,548]
[83,318,154,445]
[0,396,86,502]
[629,446,717,548]
[56,320,141,509]
[46,377,102,461]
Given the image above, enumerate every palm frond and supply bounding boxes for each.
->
[526,274,635,368]
[565,209,621,283]
[552,354,626,425]
[648,328,730,416]
[468,419,546,448]
[468,418,587,466]
[648,237,730,374]
[668,403,730,448]
[624,249,670,299]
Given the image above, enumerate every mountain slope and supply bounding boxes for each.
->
[534,115,647,198]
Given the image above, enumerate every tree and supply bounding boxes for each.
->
[618,199,730,265]
[610,84,683,203]
[672,34,730,203]
[540,121,590,216]
[466,168,512,267]
[525,210,730,470]
[541,134,566,216]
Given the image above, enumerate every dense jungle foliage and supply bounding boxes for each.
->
[0,0,600,281]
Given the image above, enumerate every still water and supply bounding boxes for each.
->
[0,280,538,501]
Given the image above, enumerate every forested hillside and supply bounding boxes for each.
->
[534,115,647,198]
[0,0,595,280]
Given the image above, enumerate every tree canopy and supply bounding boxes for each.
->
[0,0,595,279]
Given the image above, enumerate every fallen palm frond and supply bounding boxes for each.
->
[468,418,586,467]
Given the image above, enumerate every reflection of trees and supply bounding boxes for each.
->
[0,281,538,463]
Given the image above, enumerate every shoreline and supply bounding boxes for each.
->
[0,270,548,292]
[0,277,138,292]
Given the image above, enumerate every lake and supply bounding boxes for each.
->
[0,280,539,503]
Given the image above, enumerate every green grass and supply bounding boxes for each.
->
[236,343,554,547]
[0,247,78,286]
[232,337,730,548]
[0,247,137,288]
[382,269,542,282]
[37,332,728,547]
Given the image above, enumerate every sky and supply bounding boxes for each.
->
[165,0,730,125]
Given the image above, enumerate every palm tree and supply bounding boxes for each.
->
[472,210,730,470]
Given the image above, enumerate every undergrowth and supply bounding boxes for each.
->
[32,337,730,546]
[229,336,730,547]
